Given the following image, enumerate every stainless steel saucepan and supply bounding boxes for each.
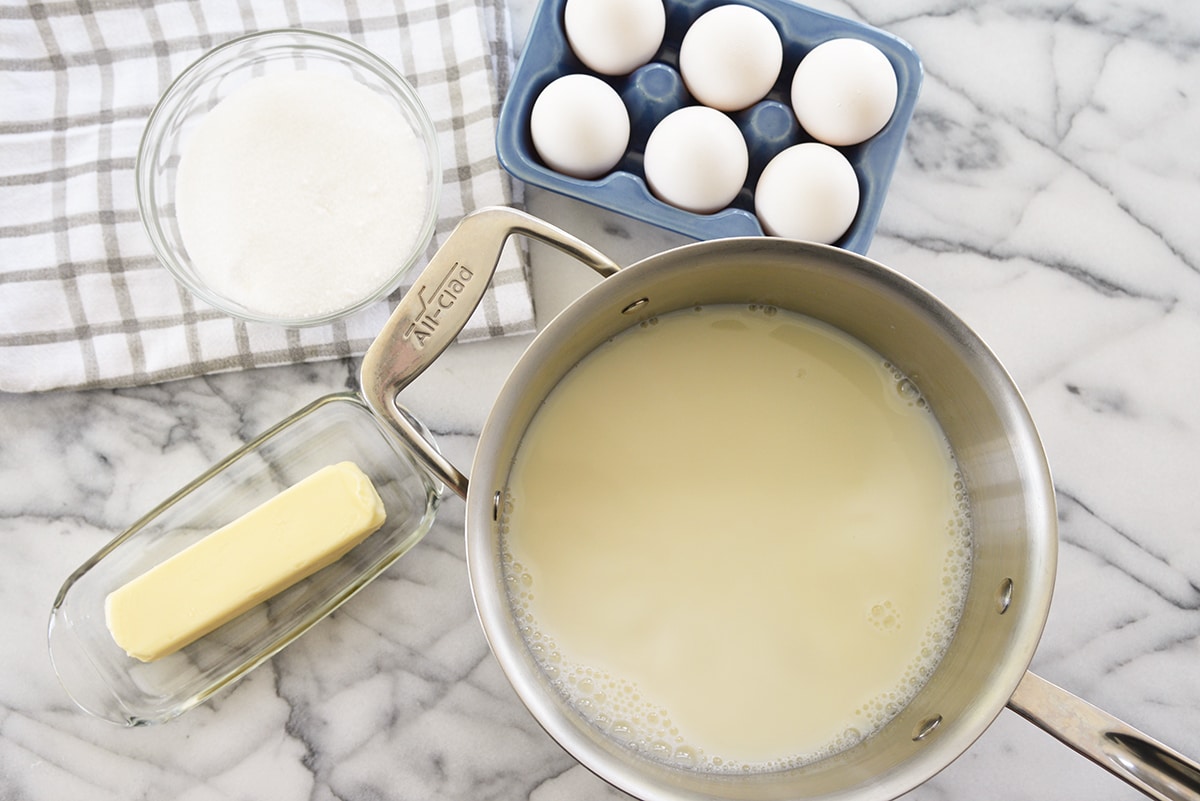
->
[361,206,1200,801]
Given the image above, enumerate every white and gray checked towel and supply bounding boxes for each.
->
[0,0,534,393]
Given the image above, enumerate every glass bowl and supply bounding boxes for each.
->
[136,29,441,327]
[48,393,441,726]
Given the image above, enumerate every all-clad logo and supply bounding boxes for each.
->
[403,262,475,346]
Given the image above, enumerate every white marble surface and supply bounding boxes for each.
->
[3,0,1199,799]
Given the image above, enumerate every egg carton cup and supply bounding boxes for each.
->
[497,0,922,252]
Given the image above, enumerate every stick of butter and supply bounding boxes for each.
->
[105,461,387,662]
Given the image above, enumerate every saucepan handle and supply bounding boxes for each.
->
[1008,670,1200,801]
[360,206,621,499]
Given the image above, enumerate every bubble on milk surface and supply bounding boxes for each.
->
[869,600,901,632]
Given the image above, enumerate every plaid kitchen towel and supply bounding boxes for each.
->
[0,0,533,393]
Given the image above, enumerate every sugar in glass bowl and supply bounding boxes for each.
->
[136,29,441,327]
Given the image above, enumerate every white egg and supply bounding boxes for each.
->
[790,38,898,146]
[643,105,748,214]
[754,142,859,243]
[530,74,631,179]
[679,5,783,112]
[565,0,667,76]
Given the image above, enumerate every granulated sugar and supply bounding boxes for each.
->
[175,71,431,321]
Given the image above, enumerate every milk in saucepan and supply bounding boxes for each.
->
[501,304,971,772]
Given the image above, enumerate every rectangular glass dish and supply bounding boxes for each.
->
[48,393,441,726]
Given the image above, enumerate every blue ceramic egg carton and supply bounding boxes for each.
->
[496,0,923,253]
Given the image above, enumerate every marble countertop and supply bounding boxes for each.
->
[2,0,1198,799]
